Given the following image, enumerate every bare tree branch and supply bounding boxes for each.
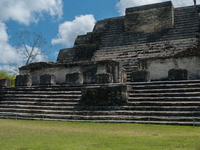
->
[15,30,52,66]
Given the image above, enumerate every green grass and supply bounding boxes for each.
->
[0,119,200,150]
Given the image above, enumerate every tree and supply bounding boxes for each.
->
[15,30,51,66]
[0,70,15,87]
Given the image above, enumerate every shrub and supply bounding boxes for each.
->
[0,70,16,87]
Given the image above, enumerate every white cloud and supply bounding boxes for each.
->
[0,22,21,64]
[0,0,63,25]
[0,64,19,75]
[34,54,48,62]
[0,23,48,66]
[116,0,194,15]
[52,14,96,47]
[0,0,63,72]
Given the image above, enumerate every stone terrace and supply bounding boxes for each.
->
[1,2,200,125]
[0,80,200,125]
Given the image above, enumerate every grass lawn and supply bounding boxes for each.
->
[0,119,200,150]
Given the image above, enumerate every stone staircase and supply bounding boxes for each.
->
[0,86,82,120]
[100,6,199,47]
[157,6,199,42]
[100,17,125,47]
[93,5,200,81]
[0,80,200,125]
[127,80,200,125]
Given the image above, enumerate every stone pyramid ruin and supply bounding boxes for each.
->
[1,1,200,125]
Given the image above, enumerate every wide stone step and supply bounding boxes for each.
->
[4,94,82,98]
[98,38,196,53]
[0,108,200,116]
[1,108,200,117]
[0,105,199,112]
[0,104,77,110]
[0,112,200,126]
[158,35,197,43]
[128,96,200,101]
[6,91,81,94]
[0,101,80,106]
[129,79,200,85]
[1,96,80,100]
[101,36,196,48]
[129,92,200,97]
[174,21,199,26]
[132,88,200,93]
[8,87,82,91]
[159,32,197,39]
[1,104,199,112]
[127,101,200,106]
[131,83,200,90]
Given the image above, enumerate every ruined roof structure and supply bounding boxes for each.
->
[1,1,200,125]
[55,1,200,81]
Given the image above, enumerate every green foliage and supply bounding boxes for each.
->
[0,70,16,87]
[0,120,200,150]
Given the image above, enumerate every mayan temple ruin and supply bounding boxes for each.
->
[1,1,200,125]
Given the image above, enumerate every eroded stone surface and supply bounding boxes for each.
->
[15,75,32,87]
[125,1,174,33]
[131,70,150,82]
[18,1,200,84]
[81,85,127,106]
[0,78,11,88]
[66,72,83,85]
[40,74,56,85]
[95,73,113,84]
[168,68,188,80]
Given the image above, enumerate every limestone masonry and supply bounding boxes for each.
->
[1,1,200,125]
[19,1,200,84]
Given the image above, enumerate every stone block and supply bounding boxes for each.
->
[95,73,113,84]
[15,75,32,87]
[168,68,188,80]
[131,70,150,82]
[57,48,75,63]
[66,72,83,85]
[40,74,56,85]
[124,1,174,33]
[0,78,11,88]
[83,66,97,84]
[96,60,123,83]
[81,85,127,106]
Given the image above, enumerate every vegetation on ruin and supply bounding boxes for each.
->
[0,70,15,87]
[0,119,199,150]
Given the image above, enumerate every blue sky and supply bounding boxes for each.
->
[0,0,197,73]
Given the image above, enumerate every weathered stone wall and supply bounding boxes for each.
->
[81,84,127,106]
[66,72,83,85]
[15,75,32,87]
[30,66,81,85]
[139,56,200,80]
[57,48,75,63]
[168,68,188,80]
[124,1,174,33]
[0,78,11,88]
[131,70,150,82]
[93,19,110,33]
[40,74,56,85]
[19,1,200,83]
[57,18,111,64]
[19,60,125,85]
